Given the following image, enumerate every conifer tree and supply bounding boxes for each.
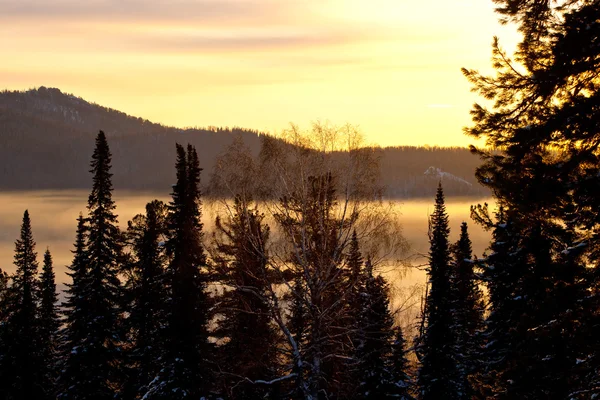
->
[288,275,307,400]
[417,184,461,399]
[390,326,414,400]
[471,204,590,398]
[450,222,483,397]
[0,266,9,400]
[144,144,212,399]
[58,214,89,399]
[125,200,169,398]
[39,248,59,396]
[60,130,123,399]
[1,210,46,399]
[463,1,600,396]
[346,229,365,395]
[355,258,406,399]
[214,196,279,399]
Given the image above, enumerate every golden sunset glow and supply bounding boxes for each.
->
[1,0,521,147]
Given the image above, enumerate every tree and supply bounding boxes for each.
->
[417,184,462,399]
[355,258,409,399]
[209,123,407,399]
[124,200,169,398]
[39,248,59,397]
[275,173,355,399]
[60,130,123,399]
[0,266,11,400]
[463,1,600,397]
[450,222,484,397]
[143,144,212,399]
[1,211,46,399]
[59,214,89,398]
[390,327,414,400]
[213,196,279,399]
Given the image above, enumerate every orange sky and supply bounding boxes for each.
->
[0,0,521,147]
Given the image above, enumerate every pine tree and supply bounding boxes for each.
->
[1,210,46,399]
[39,248,59,397]
[463,2,600,397]
[60,130,123,399]
[450,222,483,397]
[417,183,461,399]
[125,200,169,398]
[144,144,212,399]
[214,196,279,399]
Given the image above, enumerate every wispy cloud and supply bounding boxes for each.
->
[0,0,290,23]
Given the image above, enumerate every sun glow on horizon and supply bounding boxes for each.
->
[0,0,521,147]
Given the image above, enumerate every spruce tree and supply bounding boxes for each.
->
[125,200,169,398]
[417,183,461,399]
[450,222,483,398]
[60,130,123,399]
[0,266,9,400]
[214,196,279,399]
[58,214,89,398]
[1,210,46,399]
[288,276,307,400]
[345,229,365,396]
[355,258,407,399]
[39,248,59,397]
[390,327,414,400]
[144,144,212,399]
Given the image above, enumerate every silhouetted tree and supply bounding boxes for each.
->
[143,144,212,399]
[355,258,404,399]
[39,248,59,396]
[450,222,483,397]
[124,200,169,398]
[58,214,89,398]
[213,196,279,399]
[1,211,46,399]
[390,327,414,400]
[417,184,461,399]
[60,130,123,399]
[463,1,600,396]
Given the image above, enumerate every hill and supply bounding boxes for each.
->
[0,87,487,198]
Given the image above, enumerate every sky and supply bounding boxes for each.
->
[0,0,521,147]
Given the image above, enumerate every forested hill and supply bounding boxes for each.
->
[0,87,487,197]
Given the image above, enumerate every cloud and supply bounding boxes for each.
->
[0,0,291,24]
[130,26,381,52]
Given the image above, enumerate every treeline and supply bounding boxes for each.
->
[0,88,485,197]
[0,127,496,399]
[0,130,418,399]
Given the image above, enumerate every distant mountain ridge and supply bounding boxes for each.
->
[0,87,488,198]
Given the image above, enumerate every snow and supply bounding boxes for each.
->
[561,242,587,255]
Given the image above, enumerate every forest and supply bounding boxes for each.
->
[2,0,600,399]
